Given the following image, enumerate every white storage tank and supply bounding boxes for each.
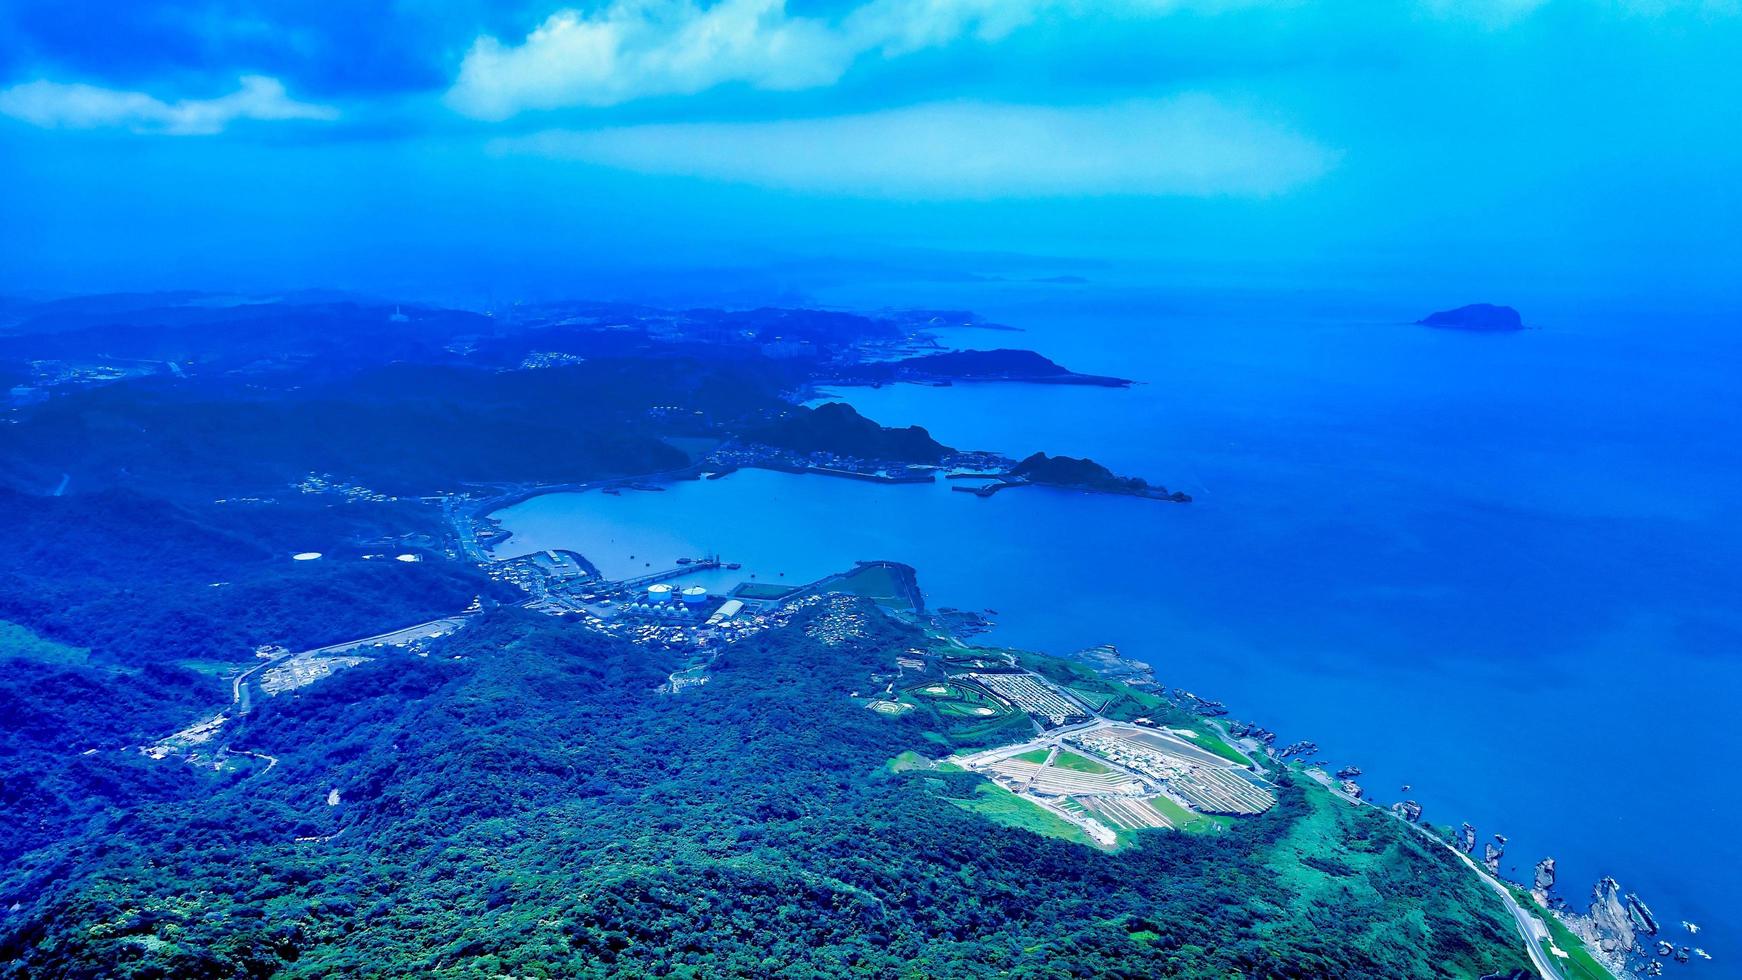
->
[647,583,674,603]
[681,586,709,605]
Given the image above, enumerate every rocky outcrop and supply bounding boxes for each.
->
[1339,780,1363,800]
[1227,720,1276,744]
[1557,876,1663,967]
[1483,842,1504,874]
[1333,765,1363,780]
[1071,644,1160,688]
[1391,800,1423,823]
[1531,858,1557,906]
[1174,689,1228,717]
[1277,740,1318,760]
[1626,892,1660,935]
[1458,823,1477,854]
[1582,877,1637,956]
[1418,303,1525,331]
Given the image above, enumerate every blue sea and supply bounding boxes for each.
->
[495,282,1741,968]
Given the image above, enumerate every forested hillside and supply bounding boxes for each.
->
[0,605,1533,978]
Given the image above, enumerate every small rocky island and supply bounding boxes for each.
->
[1418,304,1525,331]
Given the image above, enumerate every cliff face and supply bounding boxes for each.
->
[1418,304,1525,331]
[751,402,952,463]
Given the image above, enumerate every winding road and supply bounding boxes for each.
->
[1308,770,1568,980]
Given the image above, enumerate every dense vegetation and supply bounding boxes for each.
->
[0,652,218,868]
[1,296,1535,977]
[1,605,1532,978]
[0,357,810,498]
[749,402,952,463]
[0,488,499,668]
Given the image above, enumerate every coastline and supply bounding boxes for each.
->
[470,473,1630,977]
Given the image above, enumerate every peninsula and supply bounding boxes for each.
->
[834,348,1133,387]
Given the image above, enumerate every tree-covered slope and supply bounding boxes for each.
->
[0,606,1532,978]
[0,488,499,668]
[748,402,953,463]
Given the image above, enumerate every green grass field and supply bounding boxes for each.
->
[950,784,1098,848]
[886,751,934,773]
[1180,727,1251,767]
[902,681,1009,720]
[1051,750,1112,774]
[1148,795,1230,834]
[0,620,89,665]
[823,562,920,612]
[1064,685,1117,711]
[1013,748,1052,764]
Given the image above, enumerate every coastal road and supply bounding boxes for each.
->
[1308,771,1568,980]
[1451,845,1568,980]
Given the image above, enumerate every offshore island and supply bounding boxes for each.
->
[0,292,1693,978]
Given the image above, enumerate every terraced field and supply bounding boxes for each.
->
[1078,794,1174,831]
[1065,724,1276,815]
[1169,767,1275,815]
[962,672,1084,719]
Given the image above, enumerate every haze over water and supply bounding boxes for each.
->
[496,283,1742,964]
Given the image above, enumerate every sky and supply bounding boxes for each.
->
[1,0,1738,310]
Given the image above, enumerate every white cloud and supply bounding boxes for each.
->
[0,75,337,135]
[446,0,1150,119]
[487,96,1338,198]
[449,0,1742,120]
[1422,0,1737,25]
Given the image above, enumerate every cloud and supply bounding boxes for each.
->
[448,0,1742,120]
[0,75,336,135]
[445,0,1121,119]
[487,96,1337,198]
[1422,0,1737,25]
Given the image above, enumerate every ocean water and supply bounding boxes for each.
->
[495,285,1741,968]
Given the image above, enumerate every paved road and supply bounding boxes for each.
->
[231,615,471,713]
[231,650,292,713]
[1451,844,1569,980]
[1309,770,1568,980]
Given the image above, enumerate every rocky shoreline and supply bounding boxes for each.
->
[1057,642,1698,980]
